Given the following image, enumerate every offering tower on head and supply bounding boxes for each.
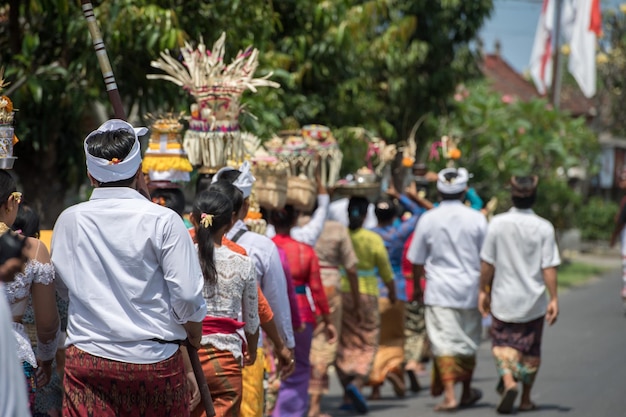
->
[148,33,279,181]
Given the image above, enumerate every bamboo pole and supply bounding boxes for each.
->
[80,0,154,199]
[80,0,126,119]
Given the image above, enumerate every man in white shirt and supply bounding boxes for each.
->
[479,176,560,414]
[406,167,487,412]
[51,119,207,416]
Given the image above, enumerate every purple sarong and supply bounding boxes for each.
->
[272,323,314,417]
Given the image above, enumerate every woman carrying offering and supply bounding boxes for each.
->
[270,205,337,417]
[335,196,395,414]
[367,184,425,399]
[190,190,260,417]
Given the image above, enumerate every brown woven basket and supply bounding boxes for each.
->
[254,176,288,210]
[286,176,316,212]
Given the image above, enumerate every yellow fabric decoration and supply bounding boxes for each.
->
[148,142,183,151]
[141,156,193,173]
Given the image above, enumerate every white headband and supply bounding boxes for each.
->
[211,161,256,198]
[84,119,148,183]
[437,167,469,194]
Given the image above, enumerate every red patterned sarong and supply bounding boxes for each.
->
[63,345,189,417]
[191,345,242,417]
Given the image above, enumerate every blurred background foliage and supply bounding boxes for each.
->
[0,0,494,225]
[421,81,598,230]
[0,0,614,235]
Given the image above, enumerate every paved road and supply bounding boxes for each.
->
[320,266,626,416]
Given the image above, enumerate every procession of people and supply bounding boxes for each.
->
[0,25,568,417]
[0,112,566,417]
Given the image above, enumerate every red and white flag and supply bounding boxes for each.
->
[530,0,555,95]
[568,0,602,98]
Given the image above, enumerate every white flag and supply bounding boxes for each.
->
[568,0,602,98]
[530,0,555,95]
[560,0,578,42]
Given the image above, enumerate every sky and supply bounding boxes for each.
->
[479,0,622,74]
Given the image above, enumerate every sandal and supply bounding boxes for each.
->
[459,388,482,408]
[518,402,539,412]
[496,387,518,414]
[386,372,406,398]
[434,402,458,413]
[345,384,368,414]
[406,369,421,393]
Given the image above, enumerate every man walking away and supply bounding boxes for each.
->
[406,167,486,412]
[52,119,207,416]
[479,175,560,414]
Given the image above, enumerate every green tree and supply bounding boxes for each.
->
[597,5,626,136]
[249,0,493,142]
[423,81,599,230]
[1,0,187,226]
[1,0,493,226]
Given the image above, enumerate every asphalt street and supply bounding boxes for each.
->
[320,265,626,416]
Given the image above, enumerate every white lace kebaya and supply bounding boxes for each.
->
[200,245,259,362]
[5,255,59,367]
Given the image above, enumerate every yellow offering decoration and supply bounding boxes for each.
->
[142,114,193,183]
[244,190,267,235]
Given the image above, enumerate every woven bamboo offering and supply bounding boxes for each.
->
[271,130,317,212]
[302,124,343,189]
[148,33,279,173]
[333,132,397,202]
[251,156,289,210]
[244,190,268,235]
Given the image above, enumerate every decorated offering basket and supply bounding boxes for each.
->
[143,115,192,183]
[245,190,268,235]
[333,167,381,202]
[302,124,342,189]
[266,130,318,212]
[0,123,16,169]
[148,32,279,173]
[251,156,289,210]
[286,175,317,212]
[185,117,241,172]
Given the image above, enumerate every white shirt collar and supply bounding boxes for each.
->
[509,207,535,214]
[89,187,145,201]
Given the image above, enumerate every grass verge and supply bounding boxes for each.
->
[558,261,612,289]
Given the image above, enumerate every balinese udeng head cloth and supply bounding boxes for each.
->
[211,160,256,198]
[437,167,469,194]
[84,119,148,183]
[510,175,538,197]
